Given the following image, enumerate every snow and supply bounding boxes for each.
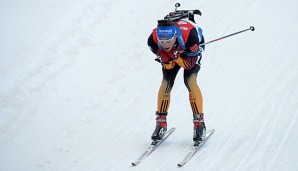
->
[1,0,298,170]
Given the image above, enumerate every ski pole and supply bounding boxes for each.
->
[200,26,255,46]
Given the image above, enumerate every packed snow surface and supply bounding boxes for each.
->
[1,0,298,170]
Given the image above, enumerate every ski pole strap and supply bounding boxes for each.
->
[197,53,202,65]
[174,50,178,59]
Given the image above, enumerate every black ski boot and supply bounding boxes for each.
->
[151,112,167,141]
[193,113,206,142]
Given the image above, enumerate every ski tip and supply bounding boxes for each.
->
[177,163,183,167]
[207,129,215,136]
[209,129,215,133]
[131,162,137,166]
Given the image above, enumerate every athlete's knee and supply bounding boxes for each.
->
[163,73,176,90]
[184,74,195,88]
[160,78,174,93]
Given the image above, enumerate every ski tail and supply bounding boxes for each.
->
[177,129,215,167]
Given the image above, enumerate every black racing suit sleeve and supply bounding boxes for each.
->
[188,27,205,51]
[147,33,159,55]
[183,28,201,56]
[179,28,204,66]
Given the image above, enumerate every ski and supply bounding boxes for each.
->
[132,127,176,166]
[177,129,215,167]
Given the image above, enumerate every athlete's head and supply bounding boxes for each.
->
[157,20,177,52]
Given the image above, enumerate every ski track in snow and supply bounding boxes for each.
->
[1,0,298,171]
